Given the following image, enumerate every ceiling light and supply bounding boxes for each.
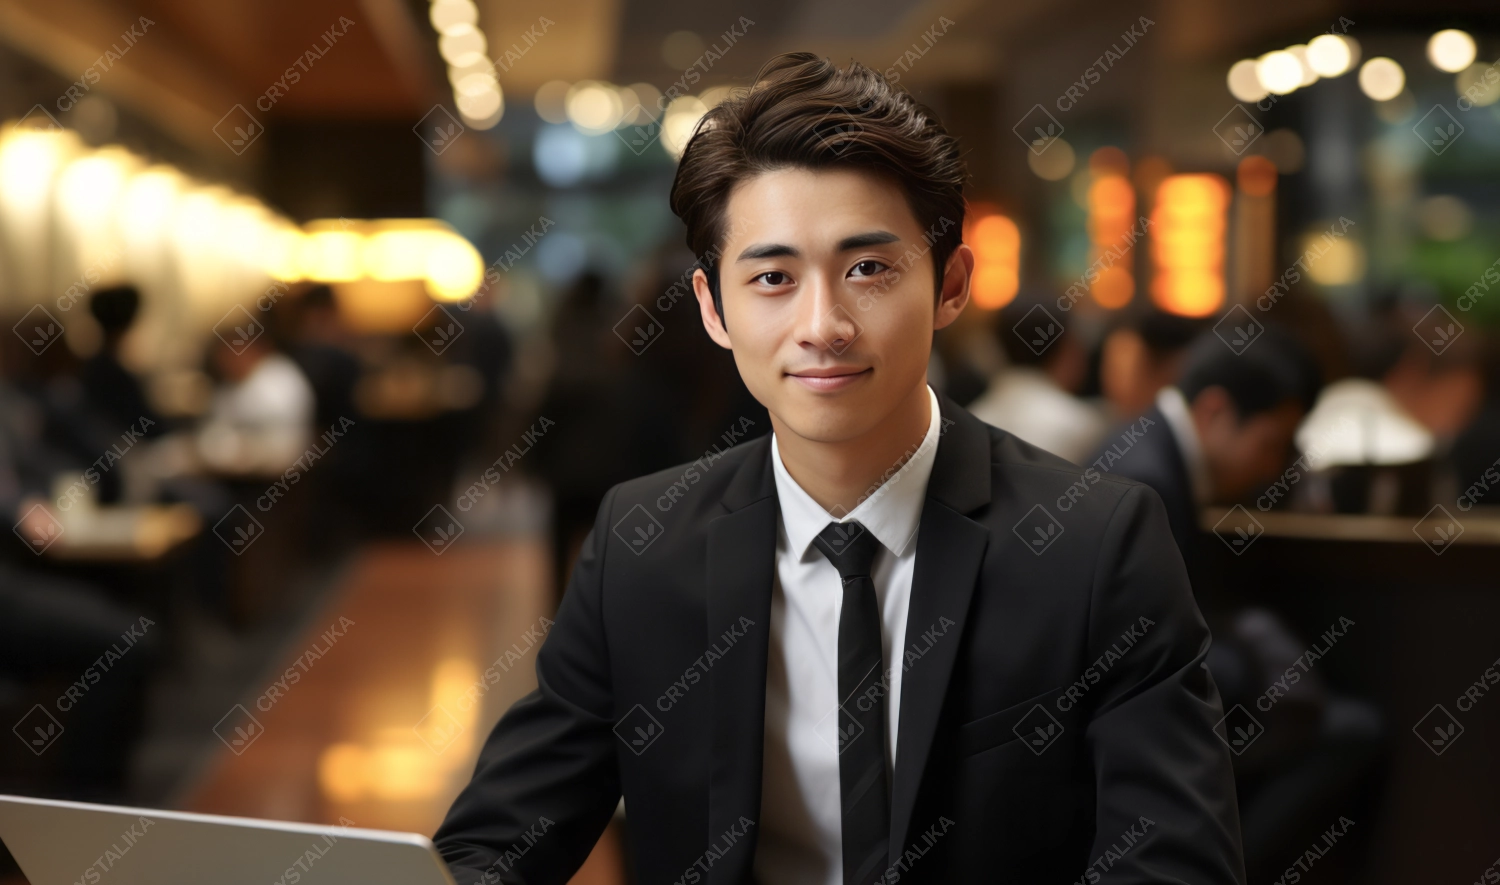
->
[438,24,487,68]
[1228,59,1268,101]
[1257,50,1304,95]
[1428,29,1477,73]
[1306,34,1354,77]
[1359,57,1405,101]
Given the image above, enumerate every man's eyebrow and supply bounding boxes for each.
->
[736,243,799,262]
[734,231,901,262]
[836,230,901,250]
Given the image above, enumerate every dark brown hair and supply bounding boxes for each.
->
[669,52,968,321]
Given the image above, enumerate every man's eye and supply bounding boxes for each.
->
[850,260,887,278]
[754,271,791,286]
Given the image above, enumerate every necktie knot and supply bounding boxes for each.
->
[812,520,882,580]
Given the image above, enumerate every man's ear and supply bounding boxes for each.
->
[694,267,732,349]
[933,242,974,331]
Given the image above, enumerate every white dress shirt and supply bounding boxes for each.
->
[1155,386,1212,506]
[967,365,1109,464]
[753,385,943,885]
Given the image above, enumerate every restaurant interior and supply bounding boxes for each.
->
[1,0,1498,882]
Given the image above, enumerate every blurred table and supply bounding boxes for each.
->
[42,503,201,562]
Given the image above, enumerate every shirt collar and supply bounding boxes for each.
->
[1155,386,1212,506]
[771,385,942,561]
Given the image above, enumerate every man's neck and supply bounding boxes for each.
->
[774,381,932,515]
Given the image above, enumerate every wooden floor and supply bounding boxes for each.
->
[183,539,625,884]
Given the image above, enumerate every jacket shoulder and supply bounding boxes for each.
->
[605,433,767,521]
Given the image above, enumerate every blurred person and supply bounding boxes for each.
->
[1096,307,1207,419]
[1095,328,1383,884]
[1453,333,1500,507]
[967,289,1108,463]
[0,339,158,802]
[531,271,679,602]
[197,323,314,477]
[285,285,361,432]
[1097,328,1313,578]
[437,52,1243,885]
[633,245,770,456]
[1303,308,1441,514]
[81,285,164,438]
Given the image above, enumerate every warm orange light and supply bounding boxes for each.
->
[964,209,1020,310]
[1086,173,1137,308]
[1237,155,1277,197]
[1150,173,1229,317]
[1092,266,1135,308]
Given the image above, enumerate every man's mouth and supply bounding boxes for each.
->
[785,367,872,392]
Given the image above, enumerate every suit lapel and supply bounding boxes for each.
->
[707,436,777,884]
[888,394,993,854]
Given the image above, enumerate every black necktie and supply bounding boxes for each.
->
[812,520,889,885]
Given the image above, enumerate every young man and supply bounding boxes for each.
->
[435,53,1244,885]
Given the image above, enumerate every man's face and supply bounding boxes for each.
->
[693,166,970,444]
[1199,396,1304,503]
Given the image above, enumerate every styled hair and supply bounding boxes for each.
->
[1178,325,1321,417]
[669,52,968,322]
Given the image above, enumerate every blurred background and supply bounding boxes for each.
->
[1,0,1498,882]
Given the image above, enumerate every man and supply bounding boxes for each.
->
[1097,330,1383,882]
[1094,329,1317,593]
[436,53,1244,885]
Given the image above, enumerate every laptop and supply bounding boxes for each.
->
[0,794,458,885]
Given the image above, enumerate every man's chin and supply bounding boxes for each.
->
[769,402,879,446]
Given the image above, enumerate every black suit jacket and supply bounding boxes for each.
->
[1094,407,1198,556]
[435,394,1245,885]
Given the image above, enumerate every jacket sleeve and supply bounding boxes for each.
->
[434,485,622,885]
[1081,483,1246,885]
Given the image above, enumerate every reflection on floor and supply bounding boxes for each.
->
[182,540,624,884]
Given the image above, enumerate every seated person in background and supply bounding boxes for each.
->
[1096,327,1383,884]
[966,290,1108,464]
[198,325,314,476]
[1098,328,1311,578]
[81,285,164,438]
[1,359,158,802]
[1097,307,1207,420]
